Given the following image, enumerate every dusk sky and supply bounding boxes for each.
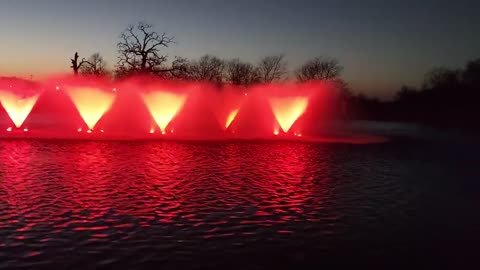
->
[0,0,479,98]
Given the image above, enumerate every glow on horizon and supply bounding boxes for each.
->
[0,90,39,128]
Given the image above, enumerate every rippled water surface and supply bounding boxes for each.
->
[0,139,479,268]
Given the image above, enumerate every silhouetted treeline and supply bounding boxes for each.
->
[70,22,345,87]
[346,58,480,132]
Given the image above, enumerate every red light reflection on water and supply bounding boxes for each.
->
[0,76,387,143]
[212,142,334,236]
[0,140,336,240]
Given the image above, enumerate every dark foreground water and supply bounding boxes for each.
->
[0,137,479,269]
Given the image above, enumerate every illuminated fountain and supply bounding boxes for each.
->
[218,101,244,132]
[211,88,247,133]
[0,90,39,131]
[0,76,386,143]
[66,87,116,132]
[141,91,186,134]
[225,109,239,130]
[269,96,309,135]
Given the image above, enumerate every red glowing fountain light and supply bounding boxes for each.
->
[0,77,386,144]
[214,88,247,131]
[269,96,309,133]
[141,91,186,132]
[66,87,116,130]
[225,109,239,129]
[0,90,40,128]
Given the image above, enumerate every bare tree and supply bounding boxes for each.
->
[116,22,174,76]
[70,52,91,76]
[257,55,287,83]
[79,53,109,76]
[225,59,260,86]
[173,55,225,83]
[166,56,189,79]
[296,56,343,82]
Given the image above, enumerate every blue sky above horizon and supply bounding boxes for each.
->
[0,0,479,99]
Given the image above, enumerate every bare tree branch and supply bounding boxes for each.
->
[296,56,343,82]
[225,59,260,87]
[79,53,109,76]
[257,55,287,83]
[116,22,175,77]
[70,52,93,76]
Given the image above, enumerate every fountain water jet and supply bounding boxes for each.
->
[0,90,40,128]
[213,88,247,132]
[0,76,386,144]
[225,109,239,129]
[269,96,309,133]
[66,87,116,130]
[141,91,186,132]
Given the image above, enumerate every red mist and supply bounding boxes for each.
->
[0,75,384,143]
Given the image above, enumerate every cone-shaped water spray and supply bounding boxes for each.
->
[0,90,39,128]
[66,87,116,130]
[269,96,308,133]
[141,91,186,131]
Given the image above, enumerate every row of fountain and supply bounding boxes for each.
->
[0,76,373,142]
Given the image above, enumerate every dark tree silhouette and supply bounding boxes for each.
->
[70,52,92,76]
[172,55,225,83]
[191,55,225,83]
[79,53,109,76]
[296,56,343,82]
[168,56,190,79]
[344,57,480,132]
[116,22,174,76]
[463,58,480,86]
[257,55,287,83]
[423,67,461,90]
[225,59,260,86]
[394,85,418,102]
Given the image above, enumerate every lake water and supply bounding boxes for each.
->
[0,132,479,268]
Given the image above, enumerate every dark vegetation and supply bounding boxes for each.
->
[69,22,341,86]
[346,60,480,132]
